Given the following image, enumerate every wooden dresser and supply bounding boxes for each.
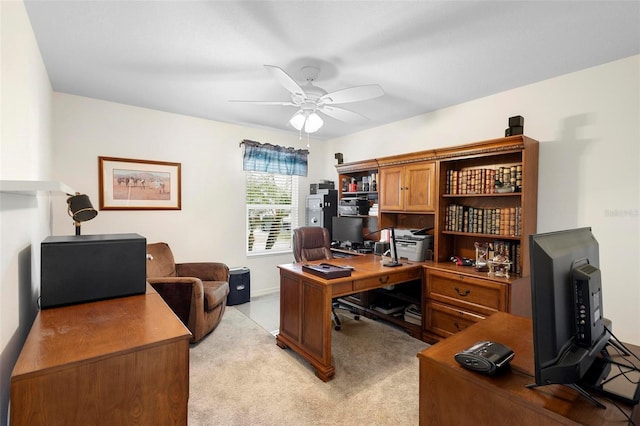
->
[10,286,191,425]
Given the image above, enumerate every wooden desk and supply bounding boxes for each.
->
[277,255,423,381]
[10,286,191,425]
[417,312,639,425]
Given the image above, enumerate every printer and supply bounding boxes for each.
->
[394,229,433,262]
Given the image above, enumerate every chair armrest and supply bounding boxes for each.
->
[147,277,204,327]
[176,262,229,282]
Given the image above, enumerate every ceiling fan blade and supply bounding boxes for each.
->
[319,105,369,123]
[229,100,295,106]
[264,65,306,99]
[319,84,384,105]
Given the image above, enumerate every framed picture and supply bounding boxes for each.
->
[98,156,181,210]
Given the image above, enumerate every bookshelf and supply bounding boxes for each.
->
[435,137,539,277]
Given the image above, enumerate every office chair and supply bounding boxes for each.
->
[292,226,359,330]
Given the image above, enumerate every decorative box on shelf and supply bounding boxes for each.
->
[487,260,512,278]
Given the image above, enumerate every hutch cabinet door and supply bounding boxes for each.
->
[379,165,404,211]
[404,162,436,212]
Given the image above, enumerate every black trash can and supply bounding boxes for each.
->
[227,267,250,306]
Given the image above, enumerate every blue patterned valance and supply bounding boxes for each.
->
[241,139,309,176]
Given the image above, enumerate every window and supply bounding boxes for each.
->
[246,171,299,255]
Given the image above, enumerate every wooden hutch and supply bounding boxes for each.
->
[335,135,539,343]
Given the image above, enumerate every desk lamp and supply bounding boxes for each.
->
[365,226,402,267]
[66,193,98,235]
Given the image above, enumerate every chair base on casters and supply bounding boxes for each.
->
[332,300,360,331]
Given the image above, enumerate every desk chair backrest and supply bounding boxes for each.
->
[292,227,333,262]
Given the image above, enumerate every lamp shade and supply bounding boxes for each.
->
[304,113,323,133]
[67,193,98,222]
[289,112,306,131]
[289,111,323,133]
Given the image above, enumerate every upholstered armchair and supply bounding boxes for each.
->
[146,242,230,343]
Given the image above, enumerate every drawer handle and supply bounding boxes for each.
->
[455,287,470,297]
[378,276,390,284]
[454,322,463,331]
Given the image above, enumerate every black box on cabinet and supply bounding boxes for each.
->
[310,181,335,194]
[41,233,147,309]
[228,267,250,305]
[508,115,524,127]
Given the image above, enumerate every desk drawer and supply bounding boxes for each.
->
[331,281,354,298]
[425,301,485,339]
[354,268,421,292]
[426,269,506,316]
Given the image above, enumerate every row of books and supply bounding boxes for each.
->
[445,164,522,195]
[445,204,522,236]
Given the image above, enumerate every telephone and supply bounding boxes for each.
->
[454,341,515,375]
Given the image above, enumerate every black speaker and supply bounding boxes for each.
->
[228,267,250,306]
[41,233,147,309]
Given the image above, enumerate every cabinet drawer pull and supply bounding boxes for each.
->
[455,287,470,297]
[454,322,463,331]
[379,276,390,284]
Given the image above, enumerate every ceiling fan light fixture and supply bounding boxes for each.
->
[304,112,323,133]
[240,63,382,134]
[289,112,306,131]
[289,111,323,133]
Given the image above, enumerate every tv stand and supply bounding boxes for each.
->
[578,341,640,406]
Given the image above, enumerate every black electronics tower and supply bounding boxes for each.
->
[228,267,250,306]
[40,233,147,308]
[305,189,338,235]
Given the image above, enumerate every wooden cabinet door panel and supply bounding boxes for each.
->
[379,165,404,211]
[405,162,435,212]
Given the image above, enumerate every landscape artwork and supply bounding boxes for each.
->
[112,169,171,201]
[99,156,181,210]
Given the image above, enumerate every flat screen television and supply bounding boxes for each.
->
[331,216,363,247]
[528,227,640,407]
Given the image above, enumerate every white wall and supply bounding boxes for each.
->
[50,94,330,296]
[324,55,640,344]
[0,1,53,423]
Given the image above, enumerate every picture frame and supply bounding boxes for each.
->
[98,156,181,210]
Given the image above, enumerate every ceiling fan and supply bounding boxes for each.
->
[230,65,384,133]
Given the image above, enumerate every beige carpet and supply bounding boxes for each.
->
[188,307,429,425]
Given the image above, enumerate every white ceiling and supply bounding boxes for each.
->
[24,1,640,140]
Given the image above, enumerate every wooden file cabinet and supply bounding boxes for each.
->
[423,265,523,342]
[10,286,191,425]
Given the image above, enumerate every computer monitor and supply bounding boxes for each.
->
[331,216,363,247]
[527,227,640,406]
